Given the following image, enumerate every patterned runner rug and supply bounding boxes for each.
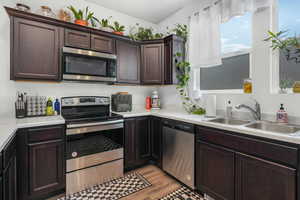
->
[58,172,151,200]
[159,186,204,200]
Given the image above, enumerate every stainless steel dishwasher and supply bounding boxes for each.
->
[162,119,195,189]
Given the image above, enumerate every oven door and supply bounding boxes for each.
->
[62,47,117,82]
[66,120,124,172]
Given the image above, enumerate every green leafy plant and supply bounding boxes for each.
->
[67,6,99,27]
[172,24,188,42]
[110,21,125,32]
[264,30,300,63]
[129,24,164,41]
[99,17,112,27]
[175,52,205,115]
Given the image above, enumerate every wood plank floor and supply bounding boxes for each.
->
[49,165,198,200]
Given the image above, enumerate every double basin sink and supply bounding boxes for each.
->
[208,118,300,135]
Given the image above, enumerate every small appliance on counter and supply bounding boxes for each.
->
[111,92,132,112]
[151,91,161,110]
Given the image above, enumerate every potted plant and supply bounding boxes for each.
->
[279,78,294,94]
[99,17,113,32]
[68,6,99,27]
[172,24,188,42]
[129,24,164,41]
[110,21,125,35]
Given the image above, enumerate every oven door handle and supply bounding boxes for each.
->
[66,120,124,135]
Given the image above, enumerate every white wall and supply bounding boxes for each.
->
[158,1,300,118]
[0,0,159,117]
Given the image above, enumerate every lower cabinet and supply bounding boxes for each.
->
[124,117,151,170]
[196,126,298,200]
[196,141,235,200]
[0,176,2,200]
[18,125,66,200]
[150,117,162,167]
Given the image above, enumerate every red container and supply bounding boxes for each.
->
[146,96,151,110]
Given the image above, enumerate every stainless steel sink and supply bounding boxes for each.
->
[246,121,300,134]
[208,118,251,126]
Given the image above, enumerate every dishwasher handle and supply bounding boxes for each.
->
[162,119,194,133]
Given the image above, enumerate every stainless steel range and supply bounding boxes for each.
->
[61,96,124,195]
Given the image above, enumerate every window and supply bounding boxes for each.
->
[199,13,252,91]
[278,0,300,88]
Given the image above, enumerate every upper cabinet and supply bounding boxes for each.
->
[141,43,164,84]
[91,34,115,54]
[65,29,91,49]
[12,17,63,81]
[116,40,140,84]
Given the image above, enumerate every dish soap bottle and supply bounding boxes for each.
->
[46,98,54,116]
[277,104,288,123]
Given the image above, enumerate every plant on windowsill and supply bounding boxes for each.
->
[279,78,294,94]
[68,6,99,27]
[264,30,300,63]
[110,21,125,35]
[175,52,206,115]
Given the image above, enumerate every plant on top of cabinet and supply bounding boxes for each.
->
[99,17,113,32]
[175,52,205,115]
[264,30,300,63]
[110,21,125,35]
[172,24,188,42]
[129,24,164,41]
[68,6,99,27]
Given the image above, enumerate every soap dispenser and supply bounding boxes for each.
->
[277,104,288,123]
[226,100,233,119]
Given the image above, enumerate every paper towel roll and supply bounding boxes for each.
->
[205,95,216,117]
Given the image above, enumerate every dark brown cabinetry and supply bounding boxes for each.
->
[12,17,62,81]
[196,141,235,200]
[150,117,162,167]
[2,136,17,200]
[91,34,115,53]
[0,176,3,200]
[124,117,151,170]
[141,43,164,84]
[18,125,65,200]
[236,153,296,200]
[116,41,140,84]
[65,29,91,49]
[196,126,298,200]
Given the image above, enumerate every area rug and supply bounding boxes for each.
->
[58,172,151,200]
[159,186,204,200]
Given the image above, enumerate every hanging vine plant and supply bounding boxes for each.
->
[175,52,206,115]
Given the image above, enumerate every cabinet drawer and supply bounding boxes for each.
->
[2,136,16,169]
[91,34,115,53]
[65,29,91,49]
[196,126,298,167]
[28,125,64,143]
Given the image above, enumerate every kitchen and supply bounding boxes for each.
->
[1,0,300,200]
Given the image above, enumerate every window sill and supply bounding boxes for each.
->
[271,89,300,95]
[200,89,252,95]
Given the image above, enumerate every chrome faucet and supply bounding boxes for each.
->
[235,99,261,121]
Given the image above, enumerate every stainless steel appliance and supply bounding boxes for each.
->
[62,47,117,83]
[62,96,124,195]
[111,93,132,112]
[162,119,195,189]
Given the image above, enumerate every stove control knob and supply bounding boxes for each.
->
[72,152,78,158]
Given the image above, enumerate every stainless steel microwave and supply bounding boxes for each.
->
[62,47,117,83]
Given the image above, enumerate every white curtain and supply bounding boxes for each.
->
[189,0,270,68]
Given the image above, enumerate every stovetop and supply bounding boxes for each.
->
[64,112,123,125]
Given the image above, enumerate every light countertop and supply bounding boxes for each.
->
[116,109,300,145]
[0,116,65,151]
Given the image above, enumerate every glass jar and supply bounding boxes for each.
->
[243,78,252,94]
[36,6,56,18]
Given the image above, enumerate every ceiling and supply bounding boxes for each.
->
[87,0,194,24]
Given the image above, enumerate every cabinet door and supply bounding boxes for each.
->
[3,153,17,200]
[150,117,162,167]
[65,29,91,49]
[116,41,140,84]
[91,34,115,53]
[196,141,235,200]
[124,118,136,169]
[13,18,62,80]
[28,140,64,198]
[136,117,151,164]
[236,153,296,200]
[0,176,3,200]
[141,44,164,84]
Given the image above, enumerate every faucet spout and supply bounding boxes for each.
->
[235,100,261,121]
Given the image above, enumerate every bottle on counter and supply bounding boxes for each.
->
[146,96,151,110]
[46,98,54,116]
[151,91,161,110]
[277,104,288,123]
[54,98,61,115]
[226,100,233,119]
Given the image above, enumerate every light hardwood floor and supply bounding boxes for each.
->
[49,165,194,200]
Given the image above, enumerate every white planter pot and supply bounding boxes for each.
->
[100,27,113,32]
